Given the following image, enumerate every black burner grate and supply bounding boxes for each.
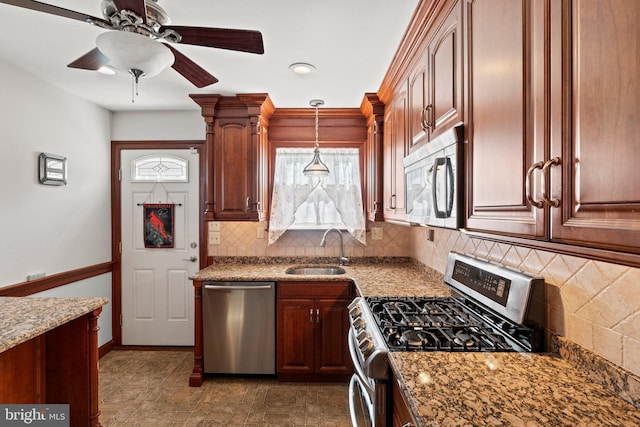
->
[366,296,532,352]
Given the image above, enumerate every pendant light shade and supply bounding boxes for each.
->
[96,31,175,78]
[303,99,330,177]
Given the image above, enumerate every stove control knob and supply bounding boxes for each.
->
[349,305,362,319]
[357,330,370,342]
[359,339,374,356]
[352,317,365,329]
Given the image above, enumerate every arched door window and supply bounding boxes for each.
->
[130,155,189,182]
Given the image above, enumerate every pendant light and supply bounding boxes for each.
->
[303,99,330,176]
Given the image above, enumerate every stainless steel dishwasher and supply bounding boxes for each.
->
[203,281,276,374]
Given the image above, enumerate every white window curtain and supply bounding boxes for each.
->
[268,147,366,245]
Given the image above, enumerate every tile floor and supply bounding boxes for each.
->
[98,349,352,426]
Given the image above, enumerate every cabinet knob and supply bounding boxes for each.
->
[541,157,561,207]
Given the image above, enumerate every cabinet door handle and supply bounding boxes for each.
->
[541,157,561,207]
[390,194,397,210]
[423,104,433,129]
[245,197,251,211]
[316,308,320,324]
[525,161,545,209]
[309,308,314,324]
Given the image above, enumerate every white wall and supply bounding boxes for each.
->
[0,58,113,346]
[111,110,204,140]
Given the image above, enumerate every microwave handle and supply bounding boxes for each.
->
[432,157,455,218]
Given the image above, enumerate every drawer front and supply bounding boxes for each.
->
[277,281,353,299]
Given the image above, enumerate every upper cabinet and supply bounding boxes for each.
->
[547,0,640,254]
[383,86,408,222]
[464,0,640,258]
[408,0,462,152]
[191,94,274,221]
[360,94,385,222]
[464,0,546,237]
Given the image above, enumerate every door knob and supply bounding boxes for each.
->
[182,256,198,262]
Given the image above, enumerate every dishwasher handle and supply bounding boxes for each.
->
[204,284,274,291]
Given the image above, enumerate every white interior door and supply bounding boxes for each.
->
[120,149,199,345]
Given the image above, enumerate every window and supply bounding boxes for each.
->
[131,155,188,182]
[268,147,366,245]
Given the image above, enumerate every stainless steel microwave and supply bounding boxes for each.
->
[403,123,464,228]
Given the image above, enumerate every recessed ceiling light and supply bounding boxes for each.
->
[289,62,315,75]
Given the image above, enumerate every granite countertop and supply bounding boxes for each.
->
[0,296,109,354]
[190,257,452,297]
[390,351,640,427]
[192,257,640,425]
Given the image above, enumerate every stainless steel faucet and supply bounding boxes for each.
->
[319,228,349,265]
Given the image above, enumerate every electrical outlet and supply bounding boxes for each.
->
[426,228,435,242]
[208,231,221,245]
[26,272,46,281]
[209,221,220,232]
[257,227,265,239]
[371,227,383,240]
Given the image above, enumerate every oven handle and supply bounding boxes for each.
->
[349,374,375,427]
[348,329,376,395]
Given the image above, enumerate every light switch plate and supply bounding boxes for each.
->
[208,231,221,245]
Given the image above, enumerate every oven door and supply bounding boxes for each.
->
[348,329,387,427]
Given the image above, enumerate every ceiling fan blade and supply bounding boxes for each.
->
[0,0,110,26]
[161,26,264,54]
[67,48,110,70]
[165,44,218,88]
[113,0,147,23]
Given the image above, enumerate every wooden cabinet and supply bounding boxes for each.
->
[383,87,408,222]
[408,0,462,151]
[547,0,640,254]
[465,0,640,257]
[190,94,274,221]
[464,0,546,237]
[361,94,385,222]
[392,370,417,427]
[276,281,353,381]
[0,309,102,427]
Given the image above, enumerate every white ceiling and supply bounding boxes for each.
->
[0,0,419,111]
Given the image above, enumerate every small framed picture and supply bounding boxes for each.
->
[39,153,67,185]
[144,204,174,248]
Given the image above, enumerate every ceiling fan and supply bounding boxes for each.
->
[0,0,264,89]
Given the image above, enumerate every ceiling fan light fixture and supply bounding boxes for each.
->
[96,31,174,78]
[97,65,117,75]
[289,62,315,75]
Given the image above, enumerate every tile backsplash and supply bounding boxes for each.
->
[208,221,640,378]
[207,221,413,258]
[411,227,640,378]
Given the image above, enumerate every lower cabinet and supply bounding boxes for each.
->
[276,281,353,381]
[392,370,417,427]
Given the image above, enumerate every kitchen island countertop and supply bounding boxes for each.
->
[191,258,640,425]
[0,296,108,353]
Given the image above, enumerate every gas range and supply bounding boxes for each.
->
[367,295,536,352]
[347,252,546,380]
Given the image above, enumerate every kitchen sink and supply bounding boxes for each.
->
[285,266,346,275]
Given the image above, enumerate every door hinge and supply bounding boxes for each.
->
[118,169,122,181]
[120,314,123,326]
[118,241,122,254]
